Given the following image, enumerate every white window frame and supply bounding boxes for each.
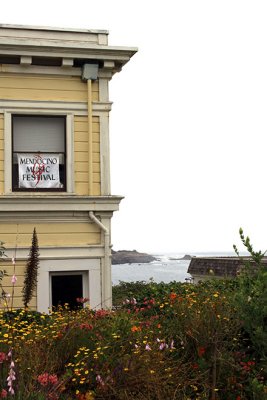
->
[37,258,101,313]
[4,111,74,194]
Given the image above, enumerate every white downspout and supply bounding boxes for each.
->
[89,211,111,309]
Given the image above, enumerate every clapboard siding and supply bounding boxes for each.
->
[0,74,99,102]
[0,114,4,193]
[0,222,101,247]
[0,260,37,310]
[74,115,101,195]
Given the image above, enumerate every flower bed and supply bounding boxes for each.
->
[0,278,266,399]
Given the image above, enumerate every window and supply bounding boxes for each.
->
[12,115,66,191]
[51,273,84,310]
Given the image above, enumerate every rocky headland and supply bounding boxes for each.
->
[112,250,157,265]
[169,254,193,261]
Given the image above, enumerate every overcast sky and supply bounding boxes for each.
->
[2,1,267,254]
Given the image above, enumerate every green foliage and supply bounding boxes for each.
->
[0,242,8,307]
[0,241,7,280]
[0,241,6,260]
[233,228,267,362]
[22,228,40,308]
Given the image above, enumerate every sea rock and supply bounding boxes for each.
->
[112,249,157,265]
[169,254,193,261]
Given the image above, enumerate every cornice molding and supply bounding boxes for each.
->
[0,24,137,78]
[0,195,123,212]
[0,44,137,76]
[0,99,112,114]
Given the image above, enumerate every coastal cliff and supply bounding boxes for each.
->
[112,250,156,265]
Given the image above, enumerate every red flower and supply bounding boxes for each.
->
[197,347,206,357]
[0,352,6,363]
[1,389,7,398]
[95,309,110,319]
[37,373,58,387]
[80,323,93,330]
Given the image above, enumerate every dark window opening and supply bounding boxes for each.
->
[73,59,102,68]
[32,57,62,66]
[0,55,20,65]
[51,274,83,310]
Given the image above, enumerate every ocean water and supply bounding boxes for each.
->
[112,251,237,285]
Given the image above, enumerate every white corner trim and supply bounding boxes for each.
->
[4,112,12,193]
[66,114,74,193]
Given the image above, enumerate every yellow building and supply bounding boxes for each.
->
[0,24,137,311]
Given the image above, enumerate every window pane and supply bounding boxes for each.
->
[13,116,65,152]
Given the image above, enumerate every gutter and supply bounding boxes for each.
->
[89,211,111,309]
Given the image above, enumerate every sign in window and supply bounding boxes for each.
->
[18,153,61,189]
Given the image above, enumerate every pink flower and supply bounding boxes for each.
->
[11,275,17,284]
[145,344,152,351]
[76,297,89,304]
[96,374,105,386]
[7,350,16,396]
[159,342,166,350]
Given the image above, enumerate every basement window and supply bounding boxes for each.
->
[12,115,66,191]
[50,272,88,310]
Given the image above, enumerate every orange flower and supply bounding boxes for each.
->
[131,325,141,332]
[170,292,177,300]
